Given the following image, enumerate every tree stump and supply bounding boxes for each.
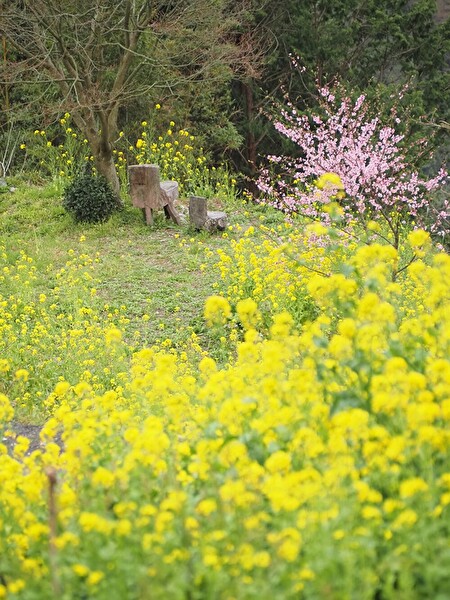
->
[189,196,227,231]
[205,210,228,232]
[189,195,208,228]
[128,164,181,225]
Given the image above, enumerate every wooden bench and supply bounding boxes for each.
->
[128,164,181,225]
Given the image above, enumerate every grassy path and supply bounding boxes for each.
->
[0,183,270,349]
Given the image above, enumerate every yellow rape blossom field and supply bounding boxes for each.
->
[1,192,450,599]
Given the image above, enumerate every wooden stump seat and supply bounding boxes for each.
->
[189,196,227,231]
[128,164,181,225]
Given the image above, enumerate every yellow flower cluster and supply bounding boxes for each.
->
[27,113,89,184]
[25,112,239,199]
[128,117,237,199]
[208,222,353,335]
[0,232,449,598]
[204,295,232,326]
[0,245,131,420]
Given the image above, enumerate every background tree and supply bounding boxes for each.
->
[121,0,268,163]
[1,0,258,195]
[231,0,450,181]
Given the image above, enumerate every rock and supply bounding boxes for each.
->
[0,178,8,193]
[0,179,16,193]
[205,210,228,232]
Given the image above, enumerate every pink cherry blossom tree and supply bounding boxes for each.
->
[257,78,449,248]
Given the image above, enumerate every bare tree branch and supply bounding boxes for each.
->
[1,0,263,195]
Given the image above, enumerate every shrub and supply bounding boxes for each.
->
[22,113,90,188]
[63,169,121,223]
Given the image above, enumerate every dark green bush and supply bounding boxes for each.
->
[63,170,121,223]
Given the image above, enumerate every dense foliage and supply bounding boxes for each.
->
[1,1,449,183]
[230,0,450,177]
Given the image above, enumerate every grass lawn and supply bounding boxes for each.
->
[1,180,287,424]
[1,183,262,344]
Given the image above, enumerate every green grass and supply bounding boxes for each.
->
[0,182,285,351]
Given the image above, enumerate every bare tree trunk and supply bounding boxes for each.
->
[79,112,121,199]
[242,80,260,197]
[95,151,121,198]
[243,80,257,173]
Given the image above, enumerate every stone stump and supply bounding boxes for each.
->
[189,196,227,232]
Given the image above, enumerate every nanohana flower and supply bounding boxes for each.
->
[315,172,345,191]
[408,229,430,248]
[14,369,29,381]
[204,295,231,326]
[236,297,260,329]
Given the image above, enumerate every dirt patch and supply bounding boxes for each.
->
[3,421,63,457]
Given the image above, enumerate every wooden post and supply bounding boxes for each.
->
[128,164,181,225]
